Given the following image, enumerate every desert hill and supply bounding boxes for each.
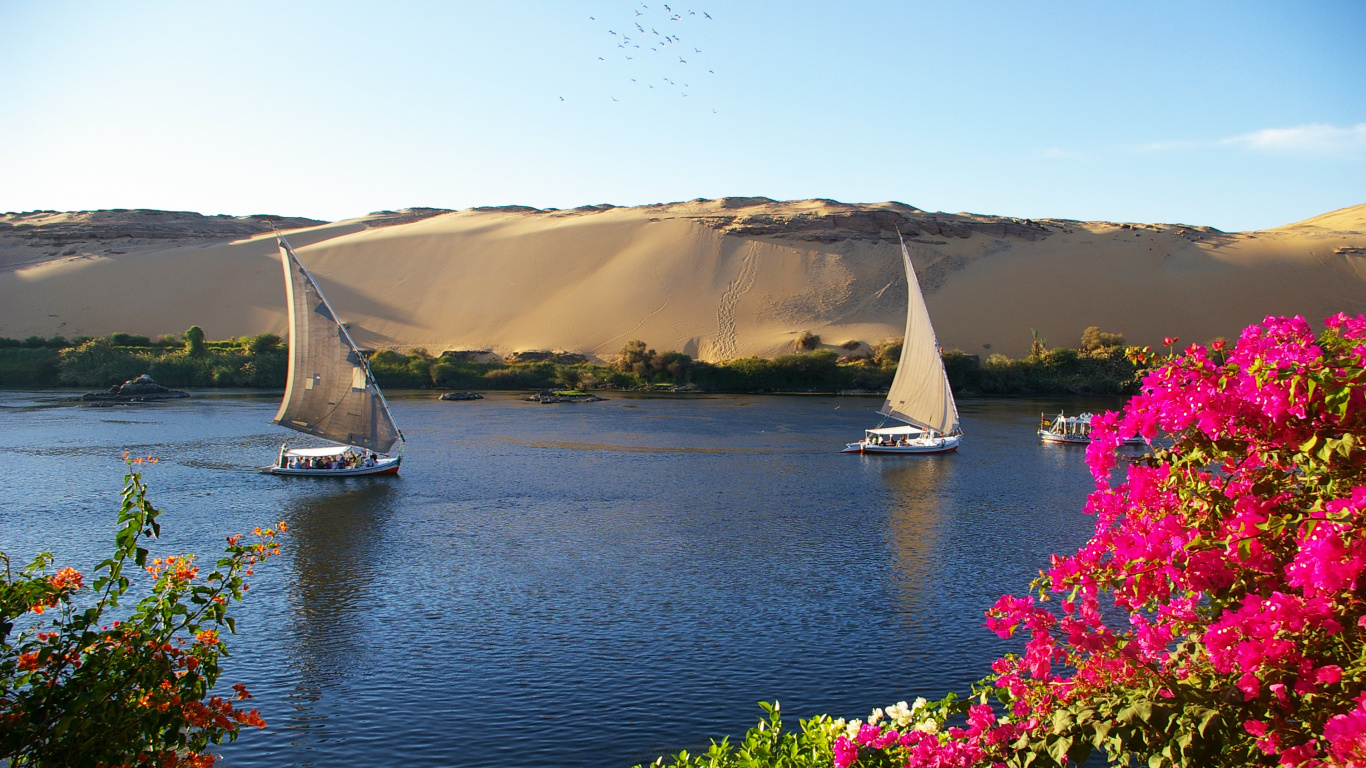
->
[1,199,1362,360]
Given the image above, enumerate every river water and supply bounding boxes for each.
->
[0,390,1122,767]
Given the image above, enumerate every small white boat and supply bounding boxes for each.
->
[262,229,405,477]
[1038,411,1145,446]
[844,232,963,455]
[850,424,962,454]
[270,445,400,476]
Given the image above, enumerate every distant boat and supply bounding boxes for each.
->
[1039,411,1146,446]
[843,232,962,455]
[262,229,404,476]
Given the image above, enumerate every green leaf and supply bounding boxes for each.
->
[1067,739,1093,766]
[1195,708,1220,737]
[1047,736,1073,765]
[1092,720,1113,747]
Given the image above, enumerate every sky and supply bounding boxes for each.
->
[1,1,1363,231]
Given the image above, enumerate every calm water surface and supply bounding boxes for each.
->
[0,390,1124,767]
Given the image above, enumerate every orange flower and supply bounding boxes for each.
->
[50,567,84,591]
[17,652,40,671]
[194,630,220,646]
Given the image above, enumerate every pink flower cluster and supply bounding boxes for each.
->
[838,314,1366,768]
[832,705,1013,768]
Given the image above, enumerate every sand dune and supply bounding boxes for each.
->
[2,199,1362,359]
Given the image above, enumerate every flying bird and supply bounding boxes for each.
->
[704,11,712,19]
[708,69,714,74]
[694,47,701,52]
[635,22,644,31]
[559,96,565,101]
[597,57,604,60]
[609,29,616,35]
[589,16,595,20]
[636,9,642,15]
[652,27,659,34]
[679,56,686,63]
[612,97,619,101]
[663,3,671,10]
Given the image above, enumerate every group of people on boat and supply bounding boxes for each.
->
[867,434,922,447]
[282,452,380,471]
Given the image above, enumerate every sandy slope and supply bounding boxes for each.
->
[2,200,1363,359]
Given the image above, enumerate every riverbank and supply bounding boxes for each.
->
[0,333,1148,396]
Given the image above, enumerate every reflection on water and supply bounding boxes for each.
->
[0,390,1128,768]
[284,482,399,712]
[879,456,955,614]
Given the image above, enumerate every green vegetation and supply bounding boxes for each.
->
[0,329,288,388]
[0,326,1148,395]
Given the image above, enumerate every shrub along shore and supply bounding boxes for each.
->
[0,326,1155,396]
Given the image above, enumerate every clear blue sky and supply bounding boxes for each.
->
[2,1,1362,231]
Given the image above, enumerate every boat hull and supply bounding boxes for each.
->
[261,457,401,476]
[842,435,962,454]
[1039,432,1147,446]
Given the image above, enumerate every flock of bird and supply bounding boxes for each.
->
[565,2,717,111]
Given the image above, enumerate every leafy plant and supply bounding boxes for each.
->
[183,326,206,357]
[0,458,281,766]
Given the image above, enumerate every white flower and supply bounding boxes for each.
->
[915,718,939,735]
[886,701,914,728]
[845,719,863,740]
[868,708,884,725]
[828,717,847,737]
[912,697,927,711]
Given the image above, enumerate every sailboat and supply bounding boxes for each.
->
[262,229,404,476]
[843,232,962,454]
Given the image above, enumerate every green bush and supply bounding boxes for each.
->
[242,333,281,355]
[106,332,152,347]
[183,326,206,357]
[0,348,62,386]
[58,340,152,388]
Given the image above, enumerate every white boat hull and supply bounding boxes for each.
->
[261,456,401,476]
[1039,431,1147,446]
[842,434,962,454]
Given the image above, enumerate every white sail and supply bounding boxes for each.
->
[878,234,960,435]
[272,235,403,454]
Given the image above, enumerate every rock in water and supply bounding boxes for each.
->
[439,391,484,401]
[81,374,190,403]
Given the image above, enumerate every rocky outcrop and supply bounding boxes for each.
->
[80,374,189,403]
[0,210,325,248]
[682,200,1053,244]
[438,391,484,401]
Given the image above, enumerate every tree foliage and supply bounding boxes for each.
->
[183,327,205,358]
[1080,325,1125,353]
